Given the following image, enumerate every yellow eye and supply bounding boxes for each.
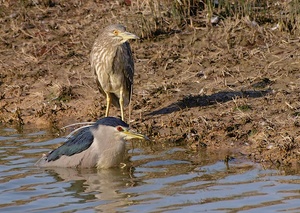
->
[113,30,118,35]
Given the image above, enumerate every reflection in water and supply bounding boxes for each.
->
[0,126,300,212]
[45,167,136,212]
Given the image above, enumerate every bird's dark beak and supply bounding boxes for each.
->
[123,129,149,140]
[119,31,139,40]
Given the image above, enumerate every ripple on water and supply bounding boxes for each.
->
[0,126,300,213]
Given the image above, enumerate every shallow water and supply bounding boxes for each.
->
[0,126,299,213]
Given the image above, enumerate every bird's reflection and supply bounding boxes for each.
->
[45,166,138,212]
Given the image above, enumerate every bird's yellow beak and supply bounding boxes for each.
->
[119,31,139,41]
[123,129,149,140]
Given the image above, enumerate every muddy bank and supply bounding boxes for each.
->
[0,1,299,169]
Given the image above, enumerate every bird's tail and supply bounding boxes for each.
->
[110,93,120,108]
[110,93,130,108]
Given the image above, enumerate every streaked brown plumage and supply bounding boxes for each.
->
[90,24,139,121]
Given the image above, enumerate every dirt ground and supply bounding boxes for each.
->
[0,1,299,171]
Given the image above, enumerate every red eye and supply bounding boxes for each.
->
[117,126,124,132]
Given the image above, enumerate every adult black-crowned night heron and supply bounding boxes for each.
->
[91,24,139,121]
[36,117,147,169]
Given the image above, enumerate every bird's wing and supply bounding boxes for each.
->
[90,44,107,96]
[121,42,134,84]
[46,127,94,162]
[112,42,134,105]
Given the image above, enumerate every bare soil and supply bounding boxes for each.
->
[1,1,299,171]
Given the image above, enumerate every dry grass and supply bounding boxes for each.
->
[126,0,300,38]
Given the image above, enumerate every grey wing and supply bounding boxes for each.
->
[121,42,134,84]
[112,42,134,105]
[46,127,94,162]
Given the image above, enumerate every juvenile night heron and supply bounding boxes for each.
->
[91,24,139,121]
[36,117,148,169]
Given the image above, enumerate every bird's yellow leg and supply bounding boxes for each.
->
[128,101,131,125]
[119,90,124,121]
[128,85,133,125]
[106,93,111,117]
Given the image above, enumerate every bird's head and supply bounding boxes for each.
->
[93,117,148,141]
[115,125,149,140]
[105,24,139,44]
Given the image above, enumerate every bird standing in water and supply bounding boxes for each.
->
[36,117,148,169]
[90,24,139,121]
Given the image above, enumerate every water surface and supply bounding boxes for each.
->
[0,126,299,212]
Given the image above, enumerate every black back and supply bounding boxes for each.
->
[46,117,128,162]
